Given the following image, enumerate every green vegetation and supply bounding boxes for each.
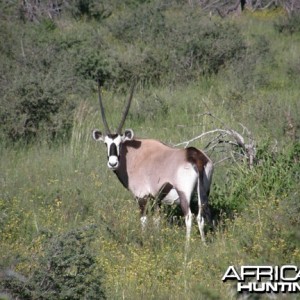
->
[1,1,300,299]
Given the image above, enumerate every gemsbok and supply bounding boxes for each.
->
[92,83,214,243]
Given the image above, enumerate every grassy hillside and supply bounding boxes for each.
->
[1,2,300,299]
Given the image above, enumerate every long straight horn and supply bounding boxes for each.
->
[97,80,111,134]
[116,81,136,134]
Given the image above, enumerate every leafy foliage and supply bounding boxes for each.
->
[211,142,300,216]
[218,34,274,108]
[66,0,113,21]
[108,4,246,83]
[0,21,77,143]
[274,13,300,34]
[0,1,247,142]
[0,226,106,299]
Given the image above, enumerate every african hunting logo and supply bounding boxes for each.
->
[222,266,300,293]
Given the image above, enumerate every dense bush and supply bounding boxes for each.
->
[0,20,78,143]
[0,226,106,299]
[274,13,300,34]
[0,1,247,143]
[217,33,274,108]
[286,57,300,80]
[108,4,246,83]
[129,92,169,122]
[66,0,113,21]
[211,141,300,217]
[165,10,245,77]
[17,0,113,22]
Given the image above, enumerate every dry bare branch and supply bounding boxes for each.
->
[198,0,299,16]
[174,112,256,169]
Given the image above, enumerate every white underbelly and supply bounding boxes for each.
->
[131,183,179,205]
[161,188,180,205]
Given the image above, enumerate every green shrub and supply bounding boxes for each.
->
[219,34,273,108]
[17,0,113,22]
[0,21,78,143]
[66,0,113,21]
[1,1,293,146]
[107,2,166,43]
[274,13,300,34]
[211,141,300,217]
[165,11,246,78]
[108,3,246,84]
[74,49,112,82]
[0,226,106,299]
[287,57,300,80]
[129,92,169,122]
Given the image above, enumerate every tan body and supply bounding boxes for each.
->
[117,139,190,197]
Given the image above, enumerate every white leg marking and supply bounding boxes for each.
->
[196,160,214,242]
[176,165,198,243]
[161,188,180,205]
[140,216,147,230]
[196,213,206,243]
[185,209,193,253]
[185,210,193,240]
[153,215,160,228]
[197,177,206,242]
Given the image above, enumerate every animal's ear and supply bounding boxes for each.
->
[92,130,104,141]
[123,129,134,141]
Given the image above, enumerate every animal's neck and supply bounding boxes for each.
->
[112,142,129,189]
[111,139,142,191]
[113,168,128,189]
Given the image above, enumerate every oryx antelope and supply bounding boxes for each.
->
[92,83,214,242]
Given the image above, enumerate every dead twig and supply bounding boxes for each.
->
[174,112,256,169]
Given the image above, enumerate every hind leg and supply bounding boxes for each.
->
[202,161,214,226]
[175,166,198,245]
[196,207,205,242]
[197,176,212,242]
[177,190,193,245]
